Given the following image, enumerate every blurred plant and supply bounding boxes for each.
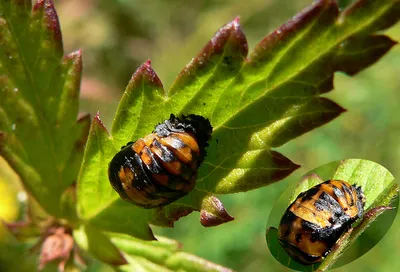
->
[0,0,399,271]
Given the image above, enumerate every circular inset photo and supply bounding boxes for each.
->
[266,159,399,271]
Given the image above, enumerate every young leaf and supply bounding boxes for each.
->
[0,0,89,218]
[77,0,400,235]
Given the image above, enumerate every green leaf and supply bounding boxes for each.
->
[111,60,168,146]
[76,63,168,239]
[77,113,155,240]
[0,0,89,218]
[77,0,400,236]
[332,159,396,210]
[110,233,233,272]
[267,159,399,271]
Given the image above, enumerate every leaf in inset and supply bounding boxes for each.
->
[267,159,398,271]
[317,205,397,272]
[332,159,397,210]
[266,227,318,272]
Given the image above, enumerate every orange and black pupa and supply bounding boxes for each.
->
[108,114,212,208]
[278,180,365,265]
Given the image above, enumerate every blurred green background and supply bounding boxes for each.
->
[1,0,399,271]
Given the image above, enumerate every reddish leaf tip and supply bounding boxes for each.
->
[251,0,338,62]
[200,210,234,227]
[212,17,247,53]
[170,15,249,92]
[92,111,109,135]
[200,196,234,227]
[64,50,83,75]
[33,0,55,11]
[336,104,347,114]
[65,49,82,60]
[225,16,241,30]
[33,0,63,53]
[94,111,102,125]
[130,61,164,90]
[33,0,44,8]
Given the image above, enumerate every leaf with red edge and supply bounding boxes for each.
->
[76,0,400,237]
[0,0,89,219]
